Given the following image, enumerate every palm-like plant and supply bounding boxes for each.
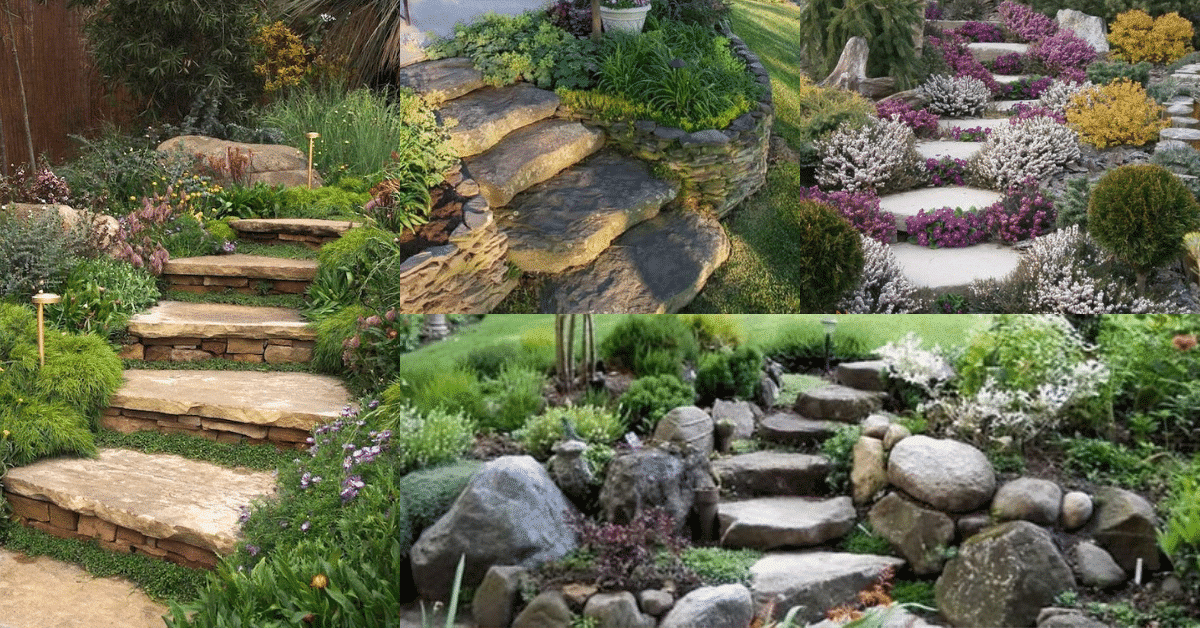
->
[276,0,416,82]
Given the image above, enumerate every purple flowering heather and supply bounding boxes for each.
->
[906,206,990,248]
[1030,31,1097,79]
[925,157,970,187]
[1010,103,1066,124]
[877,100,940,138]
[928,33,1002,95]
[797,185,897,244]
[993,76,1054,100]
[945,126,992,142]
[998,0,1058,43]
[990,52,1026,75]
[956,21,1005,43]
[985,178,1055,243]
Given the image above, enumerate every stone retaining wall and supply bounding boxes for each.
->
[162,274,310,295]
[100,407,311,449]
[4,491,220,569]
[119,336,314,363]
[555,29,773,217]
[235,230,340,247]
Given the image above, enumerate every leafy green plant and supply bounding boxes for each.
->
[520,405,624,459]
[0,208,96,299]
[462,341,551,379]
[650,0,732,28]
[764,197,865,313]
[1060,438,1163,492]
[311,305,372,374]
[46,258,159,341]
[478,364,547,434]
[679,547,761,586]
[1086,59,1152,86]
[340,310,425,395]
[383,362,486,421]
[1160,456,1200,585]
[798,0,924,89]
[695,346,763,405]
[1151,145,1200,199]
[95,429,291,472]
[839,522,894,555]
[618,374,696,434]
[600,315,700,378]
[822,425,862,494]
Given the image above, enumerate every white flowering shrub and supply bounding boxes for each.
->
[971,116,1081,190]
[875,332,956,398]
[1036,79,1094,114]
[917,74,992,117]
[838,235,923,313]
[815,117,922,193]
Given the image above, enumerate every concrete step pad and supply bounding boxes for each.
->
[757,412,840,446]
[712,452,832,498]
[127,301,314,340]
[990,99,1038,113]
[937,117,1009,133]
[539,210,730,313]
[395,57,486,105]
[466,119,604,208]
[879,186,1004,233]
[968,42,1029,63]
[2,448,275,564]
[441,84,561,157]
[795,384,883,423]
[718,497,855,550]
[498,150,679,273]
[163,254,317,281]
[890,241,1022,293]
[229,218,360,239]
[916,140,984,161]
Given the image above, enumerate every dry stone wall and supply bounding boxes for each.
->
[120,336,314,364]
[99,407,311,449]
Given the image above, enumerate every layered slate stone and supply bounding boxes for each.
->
[718,497,855,550]
[162,254,317,295]
[498,150,679,273]
[539,210,730,313]
[229,218,359,247]
[880,186,1003,234]
[465,119,604,208]
[750,552,906,623]
[395,57,486,105]
[890,242,1022,293]
[123,301,315,364]
[441,84,561,157]
[3,449,275,566]
[712,452,831,498]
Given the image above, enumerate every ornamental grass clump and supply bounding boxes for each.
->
[1108,9,1195,64]
[815,117,922,194]
[1065,79,1169,149]
[917,74,992,117]
[972,116,1080,190]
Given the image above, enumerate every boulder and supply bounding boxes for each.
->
[992,478,1063,526]
[936,521,1076,628]
[1038,608,1112,628]
[600,447,703,532]
[410,456,578,602]
[1056,9,1109,54]
[473,565,528,628]
[759,375,779,409]
[718,497,856,550]
[584,591,655,628]
[3,203,120,254]
[888,436,996,513]
[794,384,882,422]
[1071,541,1126,589]
[547,439,594,508]
[1061,491,1093,531]
[638,589,675,617]
[860,414,891,439]
[711,451,831,498]
[157,135,321,188]
[868,492,956,575]
[653,406,715,455]
[659,584,754,628]
[882,423,911,451]
[1090,487,1160,572]
[836,360,889,392]
[956,513,992,540]
[512,591,572,628]
[712,400,758,440]
[851,436,888,505]
[750,552,905,624]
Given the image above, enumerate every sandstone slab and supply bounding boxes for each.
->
[540,210,730,314]
[442,84,560,157]
[499,150,678,273]
[750,552,906,623]
[757,412,839,445]
[162,254,317,281]
[712,451,831,498]
[0,549,167,628]
[888,435,996,513]
[110,370,350,430]
[794,384,881,422]
[880,186,1003,234]
[127,301,315,340]
[2,449,275,555]
[890,241,1022,292]
[718,497,855,550]
[157,135,322,188]
[466,119,604,208]
[395,57,486,105]
[229,218,359,238]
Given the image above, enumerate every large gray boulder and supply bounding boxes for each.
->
[653,406,715,455]
[659,584,754,628]
[600,447,703,532]
[868,492,956,575]
[936,521,1076,627]
[1071,541,1126,589]
[888,435,996,513]
[1056,9,1109,54]
[411,456,578,601]
[711,400,758,440]
[1090,487,1160,572]
[584,591,655,628]
[472,565,528,628]
[992,477,1063,526]
[750,552,905,624]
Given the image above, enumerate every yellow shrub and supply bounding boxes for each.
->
[1065,79,1168,148]
[251,21,312,96]
[1108,10,1195,64]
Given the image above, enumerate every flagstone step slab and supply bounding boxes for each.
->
[122,301,314,363]
[395,57,486,105]
[712,452,832,498]
[937,117,1009,133]
[916,140,984,161]
[497,150,679,273]
[795,384,883,423]
[990,99,1038,113]
[757,412,840,446]
[441,84,561,157]
[229,218,360,247]
[879,186,1004,233]
[890,241,1022,293]
[993,74,1035,85]
[465,119,605,209]
[967,42,1029,63]
[2,449,276,568]
[718,497,856,550]
[104,370,349,447]
[162,254,317,295]
[750,552,907,624]
[538,210,730,313]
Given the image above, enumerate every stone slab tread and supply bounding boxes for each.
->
[162,254,317,281]
[126,301,315,340]
[229,218,360,238]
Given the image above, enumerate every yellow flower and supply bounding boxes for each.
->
[310,574,328,589]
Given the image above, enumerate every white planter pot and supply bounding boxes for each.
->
[599,5,652,33]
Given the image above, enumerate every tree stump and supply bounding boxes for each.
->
[818,37,870,92]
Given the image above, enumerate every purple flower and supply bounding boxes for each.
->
[990,52,1026,75]
[363,315,382,327]
[877,100,940,138]
[925,157,969,187]
[221,240,237,254]
[246,544,260,557]
[1030,31,1097,78]
[956,21,1004,43]
[999,0,1058,43]
[237,506,252,524]
[367,399,380,410]
[797,186,896,244]
[340,475,365,502]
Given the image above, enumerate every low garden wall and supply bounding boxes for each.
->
[556,29,773,217]
[118,336,315,364]
[99,407,312,449]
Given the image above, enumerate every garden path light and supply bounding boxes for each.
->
[32,290,61,367]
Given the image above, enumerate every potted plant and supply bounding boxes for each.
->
[599,0,652,33]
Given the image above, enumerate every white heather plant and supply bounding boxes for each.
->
[1036,79,1094,114]
[971,116,1081,190]
[838,235,923,313]
[875,332,956,397]
[917,74,992,117]
[815,117,922,193]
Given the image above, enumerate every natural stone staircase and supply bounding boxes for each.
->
[162,253,317,295]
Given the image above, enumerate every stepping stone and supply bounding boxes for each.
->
[967,42,1029,64]
[993,74,1036,85]
[162,254,317,295]
[466,119,604,208]
[794,384,882,423]
[229,217,360,246]
[712,452,832,498]
[835,360,889,392]
[3,448,275,564]
[718,497,855,550]
[124,301,315,364]
[757,412,840,446]
[890,241,1022,292]
[538,210,730,313]
[990,99,1038,113]
[916,140,984,161]
[937,117,1009,133]
[498,150,679,273]
[749,552,906,624]
[441,84,561,157]
[394,57,486,105]
[879,186,1003,233]
[1161,127,1200,149]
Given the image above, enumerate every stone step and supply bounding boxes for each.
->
[123,301,315,363]
[712,452,832,498]
[162,254,317,295]
[539,210,730,313]
[967,42,1029,64]
[937,117,1008,134]
[750,552,906,625]
[835,360,889,393]
[993,74,1036,85]
[717,497,855,551]
[757,412,840,446]
[2,448,275,569]
[104,370,350,447]
[1161,127,1200,149]
[795,384,884,423]
[879,186,1004,233]
[441,84,561,157]
[1172,63,1200,84]
[229,217,360,247]
[927,19,1000,31]
[466,119,605,209]
[916,140,984,161]
[497,150,679,274]
[395,57,486,105]
[990,99,1038,113]
[890,241,1022,293]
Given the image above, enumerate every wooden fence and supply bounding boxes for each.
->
[0,0,132,174]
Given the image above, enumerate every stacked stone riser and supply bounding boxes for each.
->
[4,492,220,569]
[100,407,310,450]
[120,336,314,364]
[235,231,339,247]
[162,274,310,295]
